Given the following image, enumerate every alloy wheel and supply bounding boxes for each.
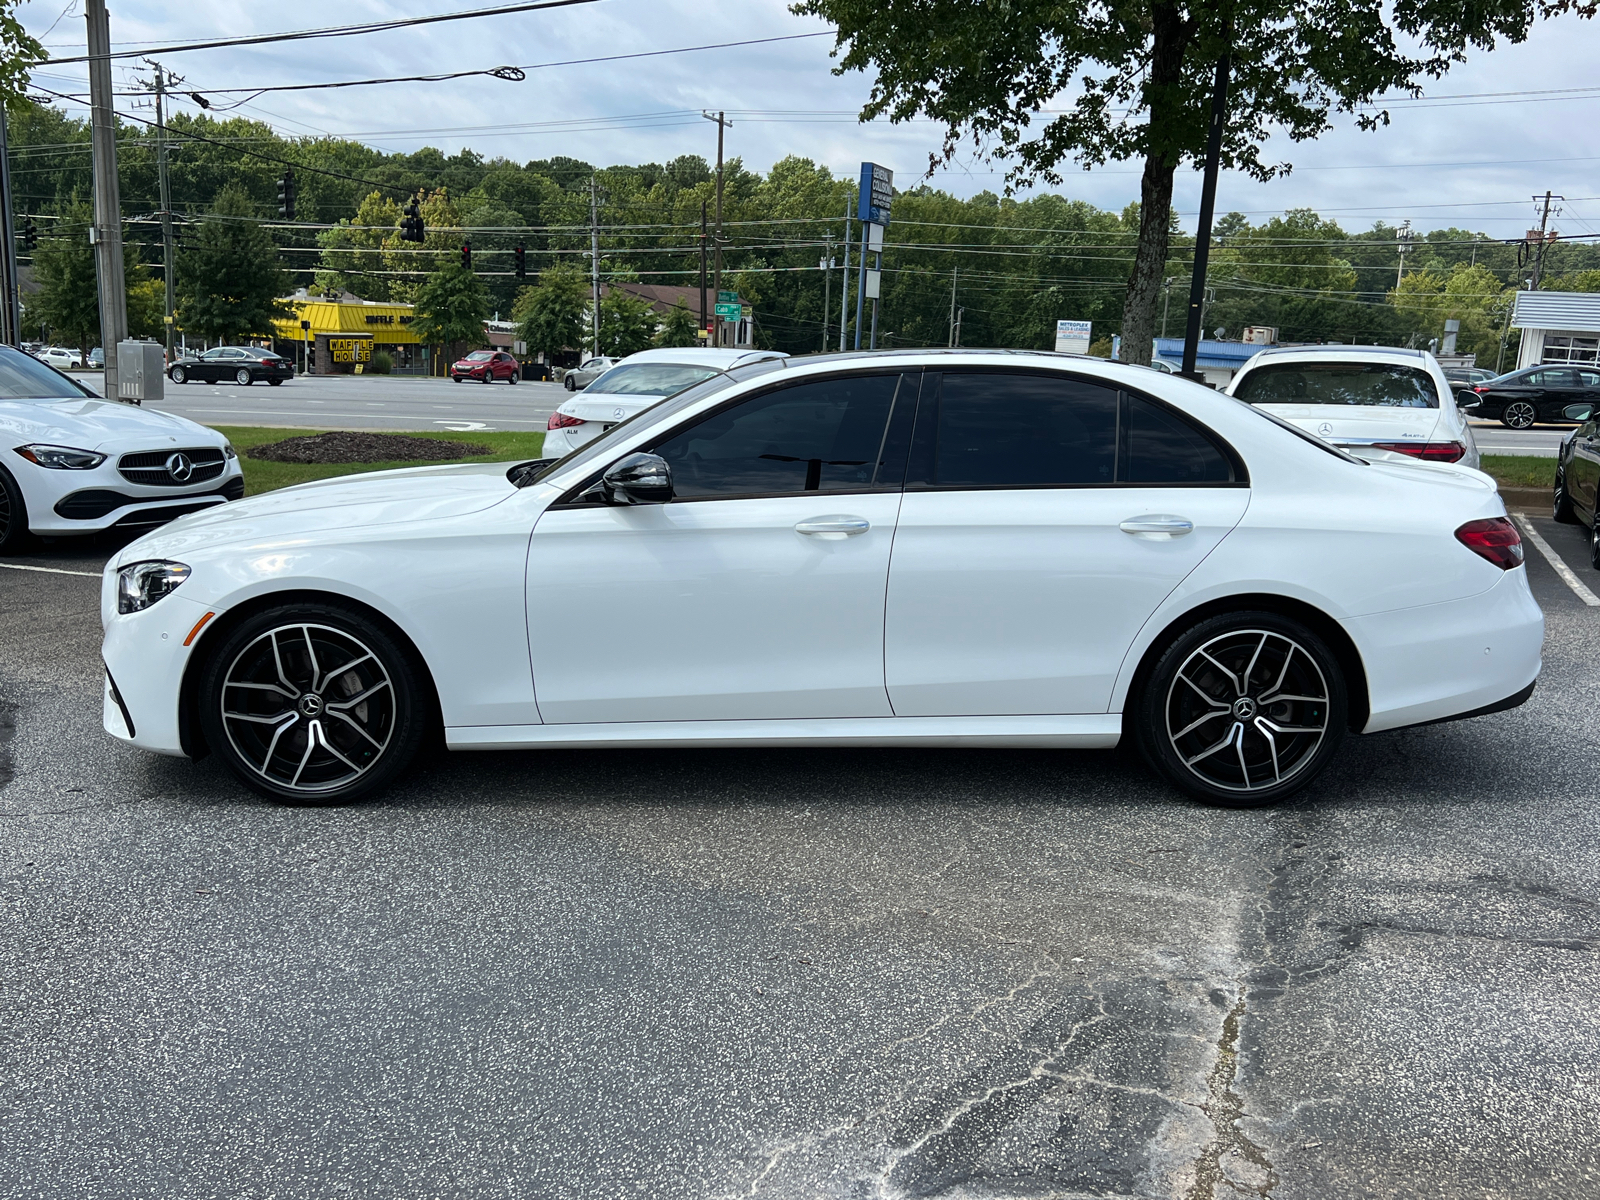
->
[220,623,395,794]
[1591,516,1600,571]
[1503,401,1537,429]
[171,366,185,384]
[1164,629,1330,794]
[235,367,252,385]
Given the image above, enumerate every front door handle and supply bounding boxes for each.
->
[795,516,871,537]
[1120,515,1194,538]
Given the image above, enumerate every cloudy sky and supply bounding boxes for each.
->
[22,0,1600,238]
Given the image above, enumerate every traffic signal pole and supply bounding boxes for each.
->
[0,101,20,346]
[703,111,730,346]
[86,0,129,395]
[152,64,176,361]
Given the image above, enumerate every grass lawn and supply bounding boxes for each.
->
[212,427,546,495]
[1480,454,1555,490]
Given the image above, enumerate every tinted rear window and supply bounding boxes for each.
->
[588,363,723,396]
[1234,362,1439,408]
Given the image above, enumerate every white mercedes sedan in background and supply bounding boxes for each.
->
[0,346,243,554]
[543,347,787,456]
[1228,345,1480,469]
[101,349,1541,809]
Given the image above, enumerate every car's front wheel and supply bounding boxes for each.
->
[170,366,186,384]
[0,465,33,555]
[507,371,518,384]
[198,603,430,805]
[235,368,252,386]
[1502,401,1537,429]
[1555,467,1577,523]
[1134,611,1347,808]
[564,375,576,391]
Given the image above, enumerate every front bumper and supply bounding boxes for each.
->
[1349,565,1544,733]
[14,451,244,536]
[100,589,216,756]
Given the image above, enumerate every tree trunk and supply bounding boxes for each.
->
[1121,155,1176,366]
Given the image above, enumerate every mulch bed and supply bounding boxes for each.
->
[246,431,492,465]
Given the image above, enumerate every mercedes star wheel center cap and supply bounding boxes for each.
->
[165,452,193,482]
[1233,696,1259,720]
[299,693,324,716]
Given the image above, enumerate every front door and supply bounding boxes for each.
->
[885,371,1250,716]
[526,370,917,724]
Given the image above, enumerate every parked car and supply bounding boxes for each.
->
[561,356,618,391]
[1459,364,1600,429]
[0,344,243,554]
[451,349,520,384]
[168,346,294,386]
[1228,345,1480,469]
[101,350,1540,810]
[1443,366,1496,388]
[88,347,104,369]
[38,346,83,370]
[543,347,788,457]
[1551,399,1600,563]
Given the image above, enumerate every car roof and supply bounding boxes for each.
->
[1246,344,1429,362]
[614,347,788,368]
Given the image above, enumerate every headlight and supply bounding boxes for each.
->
[117,560,191,614]
[223,442,237,460]
[15,443,107,469]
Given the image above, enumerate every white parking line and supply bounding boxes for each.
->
[0,562,100,577]
[1513,513,1600,606]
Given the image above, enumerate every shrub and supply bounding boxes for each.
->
[368,350,393,374]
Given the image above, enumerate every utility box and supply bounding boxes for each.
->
[1242,326,1278,345]
[115,340,165,405]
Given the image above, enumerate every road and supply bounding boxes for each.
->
[2,500,1597,1198]
[1471,422,1569,458]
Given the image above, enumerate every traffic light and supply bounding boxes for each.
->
[514,245,526,279]
[399,199,424,243]
[277,169,296,220]
[461,240,472,270]
[21,217,36,251]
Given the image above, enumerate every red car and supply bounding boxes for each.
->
[451,350,520,383]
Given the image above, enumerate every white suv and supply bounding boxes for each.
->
[1228,345,1480,470]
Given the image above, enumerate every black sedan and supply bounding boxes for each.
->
[168,346,294,386]
[1461,364,1600,428]
[1552,399,1600,564]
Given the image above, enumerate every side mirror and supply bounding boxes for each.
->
[1457,394,1482,411]
[602,452,673,505]
[1564,403,1594,422]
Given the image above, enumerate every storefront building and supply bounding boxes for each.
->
[1511,291,1600,370]
[272,293,432,376]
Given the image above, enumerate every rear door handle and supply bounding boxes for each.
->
[795,516,871,536]
[1120,515,1194,537]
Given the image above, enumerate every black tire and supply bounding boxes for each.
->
[1133,610,1348,808]
[197,601,430,805]
[451,375,462,383]
[564,374,576,391]
[508,371,518,384]
[1502,401,1537,430]
[480,370,491,383]
[1554,467,1577,524]
[1590,510,1600,571]
[235,367,252,386]
[0,464,34,555]
[268,377,283,387]
[170,366,186,384]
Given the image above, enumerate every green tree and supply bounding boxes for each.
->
[25,197,154,361]
[654,298,700,348]
[513,265,588,361]
[599,282,658,357]
[176,185,291,342]
[795,0,1586,363]
[412,259,490,362]
[0,1,44,108]
[1389,264,1512,363]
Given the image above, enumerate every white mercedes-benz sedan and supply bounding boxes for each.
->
[100,350,1542,809]
[0,346,243,554]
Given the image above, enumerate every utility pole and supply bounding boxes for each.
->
[702,111,730,346]
[821,236,833,352]
[0,101,20,346]
[947,265,959,347]
[838,191,851,352]
[1395,219,1412,288]
[1181,25,1231,382]
[149,62,176,363]
[87,0,128,395]
[1530,191,1561,290]
[588,172,600,357]
[699,199,708,339]
[1161,277,1174,340]
[953,306,963,348]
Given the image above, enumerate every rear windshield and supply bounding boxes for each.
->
[0,346,94,398]
[1234,362,1439,409]
[587,363,723,396]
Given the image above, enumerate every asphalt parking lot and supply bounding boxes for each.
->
[2,505,1598,1199]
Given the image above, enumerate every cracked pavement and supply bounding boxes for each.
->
[2,510,1598,1199]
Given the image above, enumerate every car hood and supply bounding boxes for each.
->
[561,393,670,423]
[0,396,225,452]
[114,461,524,564]
[1250,403,1443,445]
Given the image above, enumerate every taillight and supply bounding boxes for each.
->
[547,411,585,430]
[1367,441,1466,462]
[1455,517,1524,570]
[1473,385,1491,393]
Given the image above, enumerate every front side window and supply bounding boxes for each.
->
[651,373,908,499]
[1232,362,1439,409]
[588,363,723,397]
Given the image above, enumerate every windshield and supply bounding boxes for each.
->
[0,346,95,398]
[1233,362,1439,409]
[586,363,723,396]
[465,351,493,361]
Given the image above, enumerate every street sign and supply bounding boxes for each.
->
[717,289,737,303]
[1055,320,1092,354]
[857,162,893,225]
[864,269,881,300]
[714,302,741,319]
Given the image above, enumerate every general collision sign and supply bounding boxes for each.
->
[858,162,893,225]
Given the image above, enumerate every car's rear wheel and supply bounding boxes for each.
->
[1555,467,1577,523]
[268,378,283,387]
[170,366,186,384]
[1134,611,1347,808]
[198,603,429,805]
[235,368,252,386]
[1502,401,1537,429]
[0,465,33,555]
[1589,510,1600,571]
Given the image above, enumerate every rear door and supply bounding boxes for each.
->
[884,371,1249,716]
